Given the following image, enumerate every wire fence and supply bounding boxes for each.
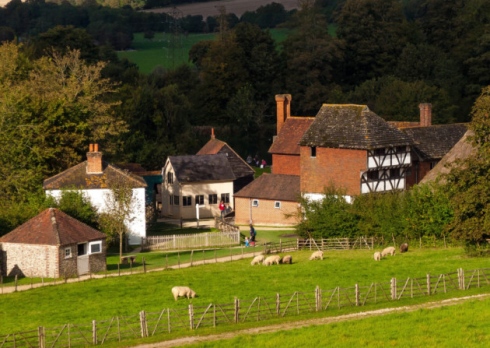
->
[2,267,489,347]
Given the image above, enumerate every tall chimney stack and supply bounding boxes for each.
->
[419,103,432,127]
[275,94,292,134]
[211,128,215,139]
[86,143,103,174]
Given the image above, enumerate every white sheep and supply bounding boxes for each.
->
[263,255,281,266]
[171,286,197,301]
[373,251,381,261]
[309,250,324,260]
[281,255,293,264]
[251,255,265,266]
[381,246,396,257]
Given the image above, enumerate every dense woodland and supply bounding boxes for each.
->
[0,0,489,250]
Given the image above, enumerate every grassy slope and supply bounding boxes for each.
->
[1,247,488,334]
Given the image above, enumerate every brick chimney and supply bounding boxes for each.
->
[86,143,103,174]
[419,103,432,127]
[275,94,292,134]
[211,127,215,139]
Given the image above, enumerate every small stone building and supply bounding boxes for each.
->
[0,208,106,278]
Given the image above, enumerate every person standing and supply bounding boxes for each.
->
[219,200,225,219]
[250,224,256,242]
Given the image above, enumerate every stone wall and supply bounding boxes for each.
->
[1,243,59,278]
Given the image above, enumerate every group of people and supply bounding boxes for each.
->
[246,155,267,168]
[245,223,256,247]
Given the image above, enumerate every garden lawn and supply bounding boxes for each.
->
[1,247,489,334]
[184,295,490,347]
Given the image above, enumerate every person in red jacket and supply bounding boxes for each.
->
[219,200,225,219]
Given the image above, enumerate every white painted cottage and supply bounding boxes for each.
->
[43,144,147,245]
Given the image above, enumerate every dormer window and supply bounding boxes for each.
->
[311,146,316,158]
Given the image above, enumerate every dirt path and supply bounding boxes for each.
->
[143,0,299,18]
[132,293,490,347]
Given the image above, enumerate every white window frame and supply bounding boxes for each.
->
[89,241,102,254]
[64,247,72,259]
[274,201,281,209]
[252,199,259,207]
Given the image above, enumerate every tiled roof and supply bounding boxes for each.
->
[299,105,413,149]
[420,130,476,184]
[269,117,315,155]
[43,162,147,190]
[234,174,300,202]
[197,139,254,179]
[0,208,106,245]
[401,124,468,160]
[168,154,236,183]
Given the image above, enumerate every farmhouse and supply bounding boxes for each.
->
[0,208,106,278]
[43,144,147,245]
[197,128,255,193]
[161,154,235,219]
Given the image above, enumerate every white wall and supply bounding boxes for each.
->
[46,188,146,245]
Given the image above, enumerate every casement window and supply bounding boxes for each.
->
[274,201,281,209]
[195,195,204,205]
[367,171,379,181]
[167,172,173,184]
[209,194,218,204]
[221,193,230,204]
[89,241,102,254]
[174,195,179,205]
[311,146,316,158]
[183,196,192,206]
[252,199,259,207]
[65,247,72,259]
[389,168,400,178]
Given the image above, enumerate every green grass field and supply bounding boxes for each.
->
[1,247,489,336]
[117,29,293,74]
[184,295,490,347]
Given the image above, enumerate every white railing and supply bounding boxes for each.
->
[142,232,240,251]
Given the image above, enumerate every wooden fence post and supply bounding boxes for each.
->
[234,298,240,323]
[118,263,120,276]
[458,268,465,290]
[92,320,97,345]
[276,293,280,316]
[230,246,232,261]
[355,284,360,306]
[214,249,217,263]
[15,274,17,291]
[280,239,282,252]
[190,250,193,267]
[315,286,321,311]
[38,326,45,348]
[391,278,397,300]
[178,252,180,269]
[165,254,168,269]
[189,304,194,330]
[139,310,148,338]
[427,274,431,295]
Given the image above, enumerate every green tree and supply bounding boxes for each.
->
[444,85,490,251]
[0,43,127,200]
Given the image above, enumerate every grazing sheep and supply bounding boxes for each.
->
[263,255,281,266]
[381,246,396,257]
[400,243,409,253]
[281,255,293,264]
[373,252,381,261]
[251,255,265,266]
[171,286,196,301]
[309,250,324,260]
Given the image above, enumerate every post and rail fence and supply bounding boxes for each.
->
[1,267,489,348]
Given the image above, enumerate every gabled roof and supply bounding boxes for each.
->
[299,105,413,149]
[420,130,476,184]
[167,154,236,183]
[401,124,468,160]
[234,174,300,202]
[43,162,147,190]
[0,208,106,245]
[197,138,254,179]
[269,117,315,155]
